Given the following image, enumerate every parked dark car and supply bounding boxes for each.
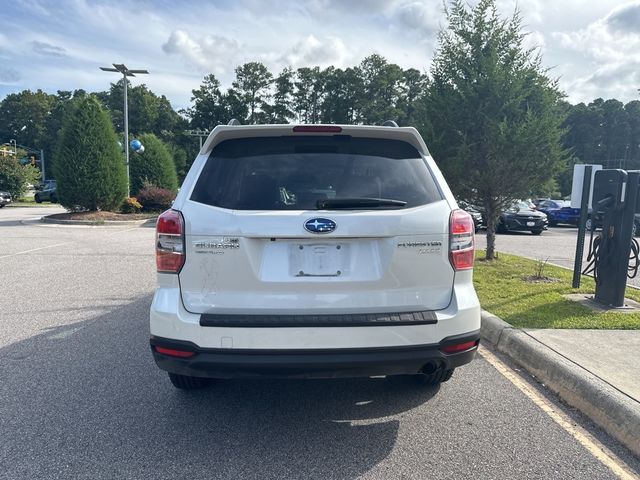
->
[0,191,11,208]
[34,180,57,203]
[458,200,484,232]
[536,199,580,226]
[497,200,548,235]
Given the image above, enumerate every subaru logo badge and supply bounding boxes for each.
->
[304,218,336,234]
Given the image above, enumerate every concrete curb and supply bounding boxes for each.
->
[481,310,640,457]
[41,216,156,226]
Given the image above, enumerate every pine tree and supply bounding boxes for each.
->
[53,96,127,211]
[422,0,568,259]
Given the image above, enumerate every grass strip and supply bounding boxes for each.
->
[474,251,640,329]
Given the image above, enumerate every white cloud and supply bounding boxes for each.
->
[393,1,441,36]
[162,30,242,75]
[549,2,640,101]
[278,35,349,68]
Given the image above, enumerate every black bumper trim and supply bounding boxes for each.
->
[199,310,437,328]
[150,330,480,379]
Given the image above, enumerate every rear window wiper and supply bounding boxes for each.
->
[316,197,408,209]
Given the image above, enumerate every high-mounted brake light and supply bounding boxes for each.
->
[156,209,185,273]
[449,209,475,271]
[292,125,343,133]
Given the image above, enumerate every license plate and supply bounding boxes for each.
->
[289,243,348,277]
[527,221,535,227]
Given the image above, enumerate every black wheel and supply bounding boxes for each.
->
[496,219,507,234]
[412,368,454,386]
[34,194,42,203]
[633,222,639,237]
[531,229,543,235]
[549,220,557,227]
[168,372,212,390]
[50,194,57,203]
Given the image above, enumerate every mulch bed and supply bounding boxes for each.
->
[47,211,157,221]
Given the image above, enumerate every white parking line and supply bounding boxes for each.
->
[478,346,639,480]
[0,242,71,260]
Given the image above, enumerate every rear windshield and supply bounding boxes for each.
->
[190,136,442,210]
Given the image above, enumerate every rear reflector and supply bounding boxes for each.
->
[293,125,342,133]
[449,209,475,270]
[441,340,478,354]
[154,346,195,358]
[156,209,185,273]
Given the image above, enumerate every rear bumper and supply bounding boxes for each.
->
[150,331,479,379]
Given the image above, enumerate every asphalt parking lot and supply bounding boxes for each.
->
[1,207,639,479]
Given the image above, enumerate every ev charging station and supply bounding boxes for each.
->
[571,164,640,307]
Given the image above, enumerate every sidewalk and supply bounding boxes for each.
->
[481,311,640,458]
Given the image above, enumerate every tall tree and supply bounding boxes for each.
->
[359,54,404,124]
[185,74,229,130]
[264,68,295,123]
[53,96,127,211]
[293,67,325,123]
[423,0,567,259]
[232,62,273,124]
[0,89,56,151]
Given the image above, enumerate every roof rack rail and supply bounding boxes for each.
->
[382,120,399,127]
[228,118,241,126]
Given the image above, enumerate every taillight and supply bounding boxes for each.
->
[156,209,185,273]
[449,209,474,270]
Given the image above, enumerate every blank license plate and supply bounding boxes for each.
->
[289,243,347,277]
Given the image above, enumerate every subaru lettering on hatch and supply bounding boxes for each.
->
[304,218,337,234]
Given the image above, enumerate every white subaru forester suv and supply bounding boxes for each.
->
[150,123,480,389]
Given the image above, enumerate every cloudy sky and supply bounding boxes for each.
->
[1,0,639,110]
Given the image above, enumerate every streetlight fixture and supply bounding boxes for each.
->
[99,63,149,196]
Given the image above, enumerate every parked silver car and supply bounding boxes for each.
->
[0,191,11,208]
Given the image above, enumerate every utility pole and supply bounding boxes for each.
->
[99,63,149,196]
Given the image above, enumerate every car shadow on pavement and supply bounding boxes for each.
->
[0,295,439,479]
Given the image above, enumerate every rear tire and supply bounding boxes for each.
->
[412,368,454,386]
[35,194,42,203]
[168,372,212,390]
[531,229,543,235]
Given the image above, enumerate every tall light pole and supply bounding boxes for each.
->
[99,63,149,196]
[9,139,17,158]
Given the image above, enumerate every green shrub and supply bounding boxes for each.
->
[53,96,127,211]
[0,157,40,199]
[120,197,142,213]
[136,185,175,211]
[129,133,178,195]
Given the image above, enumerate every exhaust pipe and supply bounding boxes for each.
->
[421,361,441,375]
